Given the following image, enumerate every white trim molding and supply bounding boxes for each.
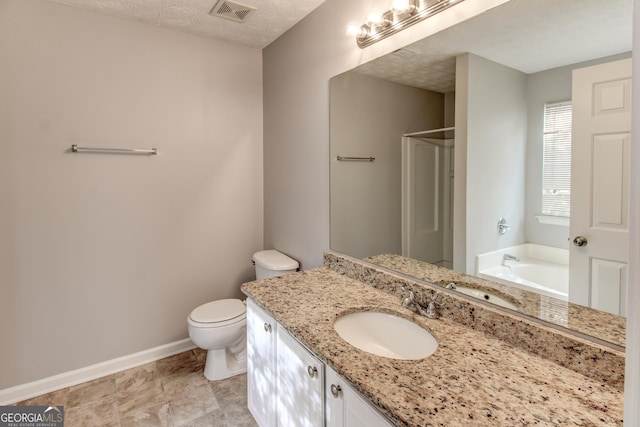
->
[0,339,196,405]
[625,0,640,423]
[534,215,570,227]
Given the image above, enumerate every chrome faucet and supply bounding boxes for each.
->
[503,253,520,262]
[497,218,511,235]
[402,289,416,309]
[401,287,443,319]
[425,295,443,319]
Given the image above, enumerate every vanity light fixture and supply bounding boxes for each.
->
[352,0,466,48]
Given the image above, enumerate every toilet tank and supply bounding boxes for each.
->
[252,250,299,280]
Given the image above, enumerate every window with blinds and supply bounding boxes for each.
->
[542,101,572,217]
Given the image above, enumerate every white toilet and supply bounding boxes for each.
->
[188,250,299,381]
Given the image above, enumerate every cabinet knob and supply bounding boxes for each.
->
[263,323,272,333]
[330,384,342,398]
[307,366,318,378]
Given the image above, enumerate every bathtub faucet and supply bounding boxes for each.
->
[503,254,520,262]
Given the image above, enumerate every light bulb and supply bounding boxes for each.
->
[391,0,409,15]
[366,12,384,26]
[345,22,360,36]
[391,0,413,14]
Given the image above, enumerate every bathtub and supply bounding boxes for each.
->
[476,244,569,301]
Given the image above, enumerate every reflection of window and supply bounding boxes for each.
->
[542,101,572,217]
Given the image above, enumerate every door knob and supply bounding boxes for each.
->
[572,236,588,247]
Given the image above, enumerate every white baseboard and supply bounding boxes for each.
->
[0,338,196,405]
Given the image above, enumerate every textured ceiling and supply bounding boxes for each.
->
[44,0,632,89]
[353,0,632,93]
[45,0,326,49]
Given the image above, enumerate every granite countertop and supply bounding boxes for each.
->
[242,268,623,426]
[365,253,626,348]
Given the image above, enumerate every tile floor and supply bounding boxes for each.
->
[13,349,258,427]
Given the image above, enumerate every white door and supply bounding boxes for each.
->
[570,58,632,316]
[401,137,443,263]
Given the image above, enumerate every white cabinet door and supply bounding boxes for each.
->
[247,299,277,427]
[276,327,324,427]
[325,366,394,427]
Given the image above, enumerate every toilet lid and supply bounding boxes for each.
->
[190,299,245,323]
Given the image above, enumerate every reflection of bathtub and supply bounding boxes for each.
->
[476,244,569,301]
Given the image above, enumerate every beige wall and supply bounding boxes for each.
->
[330,71,444,259]
[455,53,528,273]
[0,0,263,389]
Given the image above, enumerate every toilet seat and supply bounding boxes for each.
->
[189,299,246,328]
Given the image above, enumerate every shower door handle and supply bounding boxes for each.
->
[572,236,588,247]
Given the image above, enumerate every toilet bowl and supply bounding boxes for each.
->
[188,250,299,381]
[188,299,247,381]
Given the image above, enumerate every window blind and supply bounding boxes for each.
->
[542,101,572,217]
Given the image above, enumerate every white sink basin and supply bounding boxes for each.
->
[333,311,438,360]
[450,285,519,310]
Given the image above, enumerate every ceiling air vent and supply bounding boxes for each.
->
[210,0,256,23]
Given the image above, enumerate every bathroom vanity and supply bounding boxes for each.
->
[246,298,393,427]
[241,252,624,426]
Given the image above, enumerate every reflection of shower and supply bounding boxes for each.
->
[401,127,454,268]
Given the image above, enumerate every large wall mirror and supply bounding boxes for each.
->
[330,0,631,348]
